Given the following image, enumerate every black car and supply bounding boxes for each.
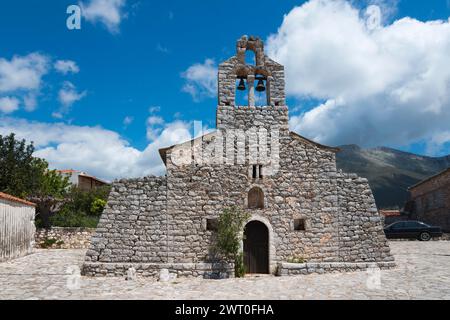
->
[384,221,443,241]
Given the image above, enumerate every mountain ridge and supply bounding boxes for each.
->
[335,145,450,209]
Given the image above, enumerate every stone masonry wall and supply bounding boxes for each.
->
[84,176,168,264]
[216,105,289,132]
[35,227,94,249]
[336,173,393,263]
[162,123,393,272]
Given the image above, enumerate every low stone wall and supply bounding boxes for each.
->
[276,261,396,276]
[81,262,234,279]
[35,227,95,249]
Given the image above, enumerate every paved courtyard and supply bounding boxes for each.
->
[1,241,450,300]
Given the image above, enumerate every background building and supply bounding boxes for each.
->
[57,170,109,191]
[408,168,450,232]
[0,192,36,262]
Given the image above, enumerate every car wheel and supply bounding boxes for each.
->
[419,232,431,241]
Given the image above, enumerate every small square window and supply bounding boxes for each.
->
[206,218,218,231]
[294,219,306,231]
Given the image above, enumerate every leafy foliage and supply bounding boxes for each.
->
[1,133,109,228]
[1,133,71,227]
[91,198,107,215]
[215,206,250,277]
[0,133,46,198]
[48,185,110,228]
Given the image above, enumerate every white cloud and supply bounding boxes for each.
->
[53,81,87,118]
[0,53,49,94]
[54,60,80,75]
[80,0,127,33]
[123,115,133,126]
[148,105,160,113]
[58,81,87,107]
[267,0,450,155]
[181,59,217,101]
[23,94,38,112]
[146,115,165,140]
[0,53,82,114]
[0,117,193,181]
[0,97,20,114]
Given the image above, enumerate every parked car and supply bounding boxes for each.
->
[384,221,443,241]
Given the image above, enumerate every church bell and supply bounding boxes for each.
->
[237,78,246,91]
[255,78,266,92]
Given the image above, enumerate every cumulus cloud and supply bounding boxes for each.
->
[181,59,217,101]
[0,117,193,181]
[0,97,20,114]
[53,81,87,118]
[0,53,49,93]
[54,60,80,75]
[0,53,50,113]
[80,0,127,33]
[266,0,450,155]
[146,116,165,140]
[23,94,38,112]
[58,81,87,107]
[0,53,83,114]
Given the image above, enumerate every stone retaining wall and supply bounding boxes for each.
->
[277,261,396,276]
[35,227,95,249]
[82,262,234,279]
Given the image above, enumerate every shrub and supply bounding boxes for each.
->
[48,185,110,228]
[91,198,107,215]
[215,206,250,277]
[287,256,307,264]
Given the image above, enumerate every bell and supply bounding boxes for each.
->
[237,78,246,91]
[255,78,266,92]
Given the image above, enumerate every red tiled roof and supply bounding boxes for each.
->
[57,169,78,173]
[379,210,401,217]
[0,192,36,207]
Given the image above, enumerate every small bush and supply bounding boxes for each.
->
[287,256,307,264]
[215,206,250,277]
[91,198,107,215]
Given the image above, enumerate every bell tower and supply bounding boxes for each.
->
[216,35,289,133]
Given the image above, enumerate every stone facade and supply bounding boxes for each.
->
[35,227,95,249]
[409,168,450,232]
[82,35,394,278]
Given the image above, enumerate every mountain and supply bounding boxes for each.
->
[335,145,450,209]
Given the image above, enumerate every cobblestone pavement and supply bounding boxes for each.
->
[1,241,450,300]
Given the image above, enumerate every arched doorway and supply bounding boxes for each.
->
[243,221,269,274]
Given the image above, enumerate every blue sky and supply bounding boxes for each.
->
[0,0,449,180]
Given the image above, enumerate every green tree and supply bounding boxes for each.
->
[0,133,45,198]
[215,206,250,277]
[28,167,71,228]
[0,133,71,227]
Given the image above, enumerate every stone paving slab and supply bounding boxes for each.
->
[0,242,450,300]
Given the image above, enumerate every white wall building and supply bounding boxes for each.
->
[0,192,36,262]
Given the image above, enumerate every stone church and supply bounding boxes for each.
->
[82,36,394,278]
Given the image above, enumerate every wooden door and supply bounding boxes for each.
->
[243,221,269,274]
